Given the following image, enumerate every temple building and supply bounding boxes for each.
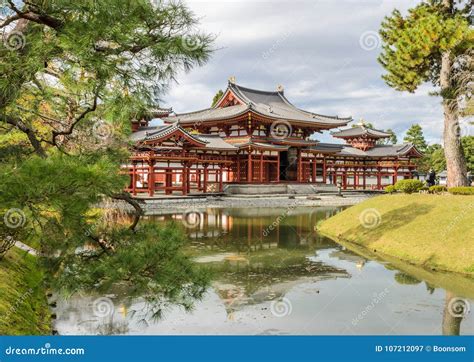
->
[125,79,422,196]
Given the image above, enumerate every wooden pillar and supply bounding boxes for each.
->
[297,148,302,182]
[181,164,188,196]
[354,167,358,190]
[323,156,327,184]
[236,155,241,182]
[362,167,366,190]
[186,165,191,194]
[148,160,155,197]
[203,164,209,193]
[393,166,398,185]
[131,162,137,196]
[259,152,264,183]
[276,152,280,182]
[247,150,253,183]
[219,165,223,192]
[376,167,382,190]
[197,168,201,191]
[333,166,337,184]
[312,154,317,183]
[342,168,347,190]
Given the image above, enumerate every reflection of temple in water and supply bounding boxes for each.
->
[144,207,354,319]
[151,207,341,253]
[64,207,472,335]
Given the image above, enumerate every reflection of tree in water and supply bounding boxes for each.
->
[394,272,422,285]
[94,319,129,335]
[425,282,435,295]
[442,291,470,336]
[390,262,471,335]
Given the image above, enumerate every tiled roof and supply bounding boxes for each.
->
[236,140,290,151]
[309,143,345,154]
[331,126,391,139]
[148,106,172,118]
[337,143,422,157]
[162,82,352,128]
[130,123,206,145]
[307,142,422,157]
[196,134,237,151]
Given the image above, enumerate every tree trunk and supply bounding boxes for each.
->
[442,291,462,336]
[440,1,468,187]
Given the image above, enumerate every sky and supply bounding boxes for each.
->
[158,0,454,144]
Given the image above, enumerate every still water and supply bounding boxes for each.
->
[55,207,473,335]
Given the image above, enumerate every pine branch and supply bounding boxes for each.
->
[2,114,47,158]
[110,192,144,231]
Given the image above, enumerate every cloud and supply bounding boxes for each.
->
[161,0,443,144]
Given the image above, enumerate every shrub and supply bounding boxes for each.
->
[394,179,424,194]
[429,185,447,194]
[448,186,474,195]
[384,185,396,194]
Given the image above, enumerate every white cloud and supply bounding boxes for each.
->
[161,0,444,143]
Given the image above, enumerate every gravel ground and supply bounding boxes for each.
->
[108,194,373,215]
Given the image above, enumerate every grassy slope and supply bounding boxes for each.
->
[0,247,50,335]
[318,194,474,275]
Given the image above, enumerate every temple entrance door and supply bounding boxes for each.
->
[279,148,298,181]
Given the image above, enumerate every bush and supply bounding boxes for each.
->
[429,185,447,194]
[384,185,396,194]
[394,179,424,194]
[448,186,474,195]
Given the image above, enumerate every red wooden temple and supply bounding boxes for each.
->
[125,79,422,196]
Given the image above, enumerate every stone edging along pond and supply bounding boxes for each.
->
[109,194,372,215]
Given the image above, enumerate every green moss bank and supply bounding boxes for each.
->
[318,194,474,276]
[0,247,50,335]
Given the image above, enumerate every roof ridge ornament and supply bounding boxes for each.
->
[229,76,236,84]
[276,84,284,93]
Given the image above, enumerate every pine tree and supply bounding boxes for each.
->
[404,124,428,152]
[386,129,398,145]
[211,89,224,107]
[378,0,472,186]
[0,0,214,313]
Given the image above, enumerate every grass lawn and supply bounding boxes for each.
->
[318,194,474,276]
[0,247,50,335]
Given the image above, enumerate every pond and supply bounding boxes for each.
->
[54,206,474,335]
